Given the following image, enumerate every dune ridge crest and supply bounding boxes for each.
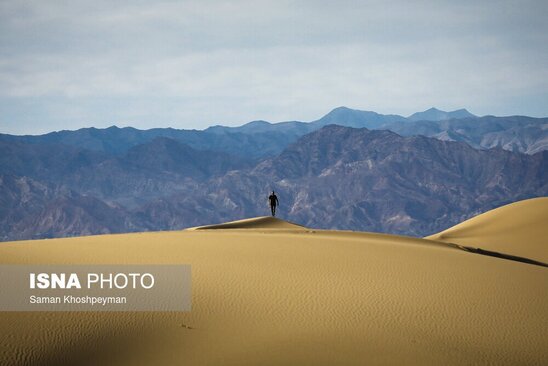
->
[187,216,307,230]
[426,197,548,263]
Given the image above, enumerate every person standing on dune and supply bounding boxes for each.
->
[268,191,279,216]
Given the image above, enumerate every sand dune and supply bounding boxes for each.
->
[188,216,306,230]
[0,211,547,365]
[426,197,548,263]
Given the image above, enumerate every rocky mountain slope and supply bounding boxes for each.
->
[159,125,547,235]
[2,125,545,240]
[386,115,548,154]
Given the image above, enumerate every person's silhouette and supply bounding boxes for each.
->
[268,191,279,216]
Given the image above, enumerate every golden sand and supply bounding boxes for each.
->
[426,197,548,263]
[188,215,306,230]
[1,205,547,365]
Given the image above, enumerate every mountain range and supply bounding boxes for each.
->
[159,125,546,236]
[2,107,547,159]
[1,106,547,241]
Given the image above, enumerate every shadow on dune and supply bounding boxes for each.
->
[456,245,548,268]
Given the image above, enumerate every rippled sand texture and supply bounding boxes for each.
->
[1,205,547,365]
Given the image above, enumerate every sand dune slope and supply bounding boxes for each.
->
[0,219,547,365]
[426,197,548,263]
[188,216,306,230]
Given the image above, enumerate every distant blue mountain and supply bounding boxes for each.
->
[205,106,408,135]
[312,106,406,129]
[1,107,546,158]
[408,107,476,122]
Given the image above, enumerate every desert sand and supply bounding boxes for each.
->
[426,197,548,263]
[0,204,547,365]
[188,216,306,230]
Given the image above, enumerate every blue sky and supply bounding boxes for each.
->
[1,0,547,135]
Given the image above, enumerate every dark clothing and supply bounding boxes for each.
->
[268,194,279,216]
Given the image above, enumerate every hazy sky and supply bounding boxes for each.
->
[1,0,547,134]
